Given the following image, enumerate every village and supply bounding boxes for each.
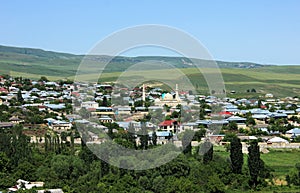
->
[1,74,300,192]
[0,74,300,151]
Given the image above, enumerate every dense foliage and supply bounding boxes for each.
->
[1,125,295,193]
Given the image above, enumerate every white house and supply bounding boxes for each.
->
[267,137,289,144]
[81,101,99,109]
[265,93,274,98]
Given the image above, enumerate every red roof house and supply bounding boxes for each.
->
[0,87,8,93]
[159,120,180,133]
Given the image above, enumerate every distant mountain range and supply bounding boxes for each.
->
[0,45,270,77]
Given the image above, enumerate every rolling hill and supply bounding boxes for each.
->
[0,45,267,77]
[0,45,300,97]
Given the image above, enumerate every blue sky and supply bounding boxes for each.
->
[1,0,300,64]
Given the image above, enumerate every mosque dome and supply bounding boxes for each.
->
[163,93,173,100]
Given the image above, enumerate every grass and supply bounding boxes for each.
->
[70,67,300,97]
[214,146,300,178]
[212,145,300,192]
[9,71,64,81]
[260,149,300,178]
[3,66,300,98]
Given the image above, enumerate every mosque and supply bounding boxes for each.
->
[153,84,187,107]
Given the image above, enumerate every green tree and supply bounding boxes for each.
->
[39,76,49,82]
[17,90,24,103]
[205,173,226,193]
[0,130,12,156]
[257,99,262,107]
[10,125,32,166]
[79,145,98,165]
[13,160,36,181]
[222,132,237,142]
[228,121,238,130]
[182,130,194,155]
[44,134,49,152]
[102,96,108,107]
[287,162,300,186]
[246,117,256,126]
[230,137,243,174]
[50,155,85,180]
[107,122,114,139]
[193,128,206,141]
[159,154,190,178]
[127,122,137,149]
[0,152,10,173]
[152,131,157,146]
[139,122,149,150]
[203,141,213,164]
[248,141,261,187]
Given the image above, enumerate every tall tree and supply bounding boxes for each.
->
[10,125,32,166]
[152,131,157,146]
[230,137,243,174]
[248,141,261,187]
[79,145,97,165]
[102,96,108,107]
[203,141,213,164]
[139,122,149,150]
[257,99,262,107]
[44,134,49,152]
[0,131,12,156]
[107,122,114,139]
[127,122,137,149]
[70,133,75,153]
[182,130,194,155]
[17,90,23,103]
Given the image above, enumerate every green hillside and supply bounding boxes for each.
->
[71,67,300,97]
[1,45,300,97]
[0,45,267,77]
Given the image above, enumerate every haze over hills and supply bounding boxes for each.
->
[1,45,300,97]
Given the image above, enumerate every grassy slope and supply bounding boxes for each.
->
[1,45,300,97]
[5,66,300,97]
[82,66,300,97]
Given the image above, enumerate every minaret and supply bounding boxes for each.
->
[175,84,180,101]
[142,84,146,105]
